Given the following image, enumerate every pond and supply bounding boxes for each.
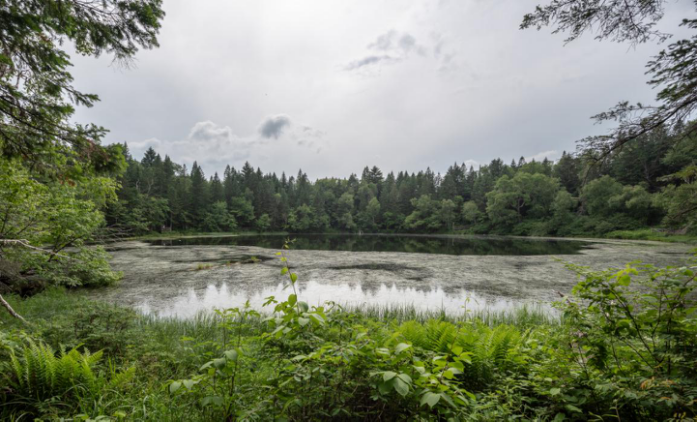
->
[90,234,694,318]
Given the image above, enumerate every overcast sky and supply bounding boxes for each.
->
[70,0,695,179]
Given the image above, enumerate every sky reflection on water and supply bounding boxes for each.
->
[134,279,551,319]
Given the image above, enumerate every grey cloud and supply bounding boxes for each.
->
[368,30,424,55]
[259,114,291,139]
[344,54,398,70]
[430,32,458,72]
[438,53,458,72]
[302,125,325,138]
[399,34,417,52]
[368,30,397,51]
[346,30,430,71]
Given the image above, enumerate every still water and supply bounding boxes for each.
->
[94,234,692,318]
[147,234,590,255]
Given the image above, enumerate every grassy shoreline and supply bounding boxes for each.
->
[0,288,558,420]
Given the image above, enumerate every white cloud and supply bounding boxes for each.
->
[188,121,234,142]
[129,116,324,176]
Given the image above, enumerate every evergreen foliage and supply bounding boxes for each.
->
[108,126,697,237]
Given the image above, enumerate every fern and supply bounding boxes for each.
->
[397,319,526,387]
[425,320,458,352]
[4,339,133,406]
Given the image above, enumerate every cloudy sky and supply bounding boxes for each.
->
[70,0,694,179]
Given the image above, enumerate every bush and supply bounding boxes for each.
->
[535,261,697,419]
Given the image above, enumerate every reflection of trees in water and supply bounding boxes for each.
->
[147,234,588,256]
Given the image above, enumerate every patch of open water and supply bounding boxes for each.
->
[146,233,590,255]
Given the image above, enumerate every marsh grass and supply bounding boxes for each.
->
[1,288,557,334]
[340,302,558,327]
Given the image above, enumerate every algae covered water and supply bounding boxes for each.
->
[92,234,693,318]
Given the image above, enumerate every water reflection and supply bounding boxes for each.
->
[148,234,590,256]
[134,279,553,319]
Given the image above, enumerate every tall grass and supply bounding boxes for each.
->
[338,302,558,326]
[1,288,558,334]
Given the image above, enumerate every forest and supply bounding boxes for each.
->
[109,123,697,238]
[3,0,697,421]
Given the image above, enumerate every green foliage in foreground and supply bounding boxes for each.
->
[0,159,123,293]
[2,257,697,421]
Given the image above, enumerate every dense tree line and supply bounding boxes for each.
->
[107,125,697,237]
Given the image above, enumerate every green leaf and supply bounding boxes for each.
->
[395,343,411,354]
[448,367,463,375]
[298,301,309,312]
[200,396,224,407]
[298,317,310,326]
[396,373,412,384]
[565,404,582,413]
[549,387,561,396]
[391,377,409,397]
[169,381,182,394]
[224,350,238,362]
[290,273,298,283]
[420,392,441,408]
[382,371,397,382]
[288,294,297,306]
[413,365,426,374]
[308,313,325,325]
[281,267,288,275]
[182,379,195,389]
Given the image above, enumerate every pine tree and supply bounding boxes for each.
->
[189,162,208,227]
